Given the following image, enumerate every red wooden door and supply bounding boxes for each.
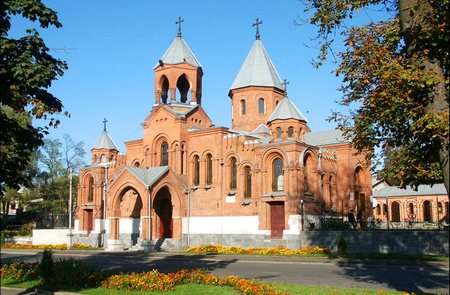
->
[86,209,93,234]
[270,202,285,238]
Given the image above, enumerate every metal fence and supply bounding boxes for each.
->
[313,216,449,231]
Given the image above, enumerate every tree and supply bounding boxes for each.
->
[0,0,68,195]
[31,135,85,228]
[301,0,449,193]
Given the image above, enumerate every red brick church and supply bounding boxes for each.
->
[74,19,372,250]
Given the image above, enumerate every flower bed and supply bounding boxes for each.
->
[1,243,95,250]
[102,268,288,295]
[186,244,330,256]
[1,243,68,250]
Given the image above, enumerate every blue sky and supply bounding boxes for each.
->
[9,0,384,163]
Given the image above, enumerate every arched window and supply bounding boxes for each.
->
[272,158,284,191]
[303,153,313,193]
[258,98,265,114]
[244,166,252,199]
[230,157,237,190]
[160,142,168,166]
[206,153,213,185]
[88,177,94,202]
[328,175,333,205]
[100,154,106,163]
[438,202,443,214]
[409,203,414,215]
[240,99,246,115]
[423,200,432,222]
[134,162,140,167]
[287,127,294,137]
[376,204,381,215]
[276,127,282,139]
[383,204,388,216]
[193,155,200,185]
[391,202,400,222]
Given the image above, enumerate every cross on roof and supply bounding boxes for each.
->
[176,16,184,37]
[103,118,108,132]
[253,18,263,40]
[282,79,289,96]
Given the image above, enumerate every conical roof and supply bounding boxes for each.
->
[267,97,307,123]
[93,131,118,150]
[156,36,201,68]
[230,39,283,90]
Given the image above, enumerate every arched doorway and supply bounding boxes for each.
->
[154,187,173,238]
[391,202,400,222]
[110,187,143,248]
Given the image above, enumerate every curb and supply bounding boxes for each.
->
[1,286,82,295]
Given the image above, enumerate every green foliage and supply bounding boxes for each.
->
[40,249,54,284]
[302,0,449,190]
[0,0,68,194]
[336,234,347,254]
[52,258,105,287]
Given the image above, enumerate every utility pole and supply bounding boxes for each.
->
[68,167,73,249]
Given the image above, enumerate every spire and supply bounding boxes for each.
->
[176,16,184,38]
[253,18,262,40]
[93,119,118,150]
[267,97,308,123]
[155,18,201,69]
[230,39,283,90]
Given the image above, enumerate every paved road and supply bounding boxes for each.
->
[1,249,449,294]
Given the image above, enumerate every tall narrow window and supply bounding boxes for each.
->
[88,177,94,202]
[240,99,246,115]
[376,204,381,215]
[423,200,432,222]
[244,166,252,198]
[272,158,284,191]
[160,142,168,166]
[230,157,237,190]
[328,175,333,205]
[193,155,200,185]
[391,202,400,222]
[276,127,282,139]
[409,203,414,215]
[206,154,213,185]
[258,98,265,114]
[288,127,294,137]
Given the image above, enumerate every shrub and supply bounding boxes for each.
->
[336,234,347,254]
[52,258,105,287]
[40,249,54,284]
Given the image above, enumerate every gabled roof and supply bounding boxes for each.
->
[122,166,169,188]
[267,97,308,123]
[92,131,118,150]
[252,123,271,135]
[373,184,447,197]
[230,39,283,90]
[303,129,349,146]
[156,36,201,68]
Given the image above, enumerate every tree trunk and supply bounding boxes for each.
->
[399,0,449,197]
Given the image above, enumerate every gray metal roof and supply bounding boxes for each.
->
[267,97,308,123]
[123,166,169,187]
[230,39,283,90]
[252,124,271,134]
[303,129,349,146]
[373,184,447,197]
[92,131,118,150]
[156,36,201,68]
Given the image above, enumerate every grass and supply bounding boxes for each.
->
[2,277,409,295]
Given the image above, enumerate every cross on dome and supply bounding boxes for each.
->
[253,18,263,40]
[103,118,108,132]
[176,16,184,37]
[282,79,289,96]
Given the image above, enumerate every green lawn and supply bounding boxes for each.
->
[1,277,408,295]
